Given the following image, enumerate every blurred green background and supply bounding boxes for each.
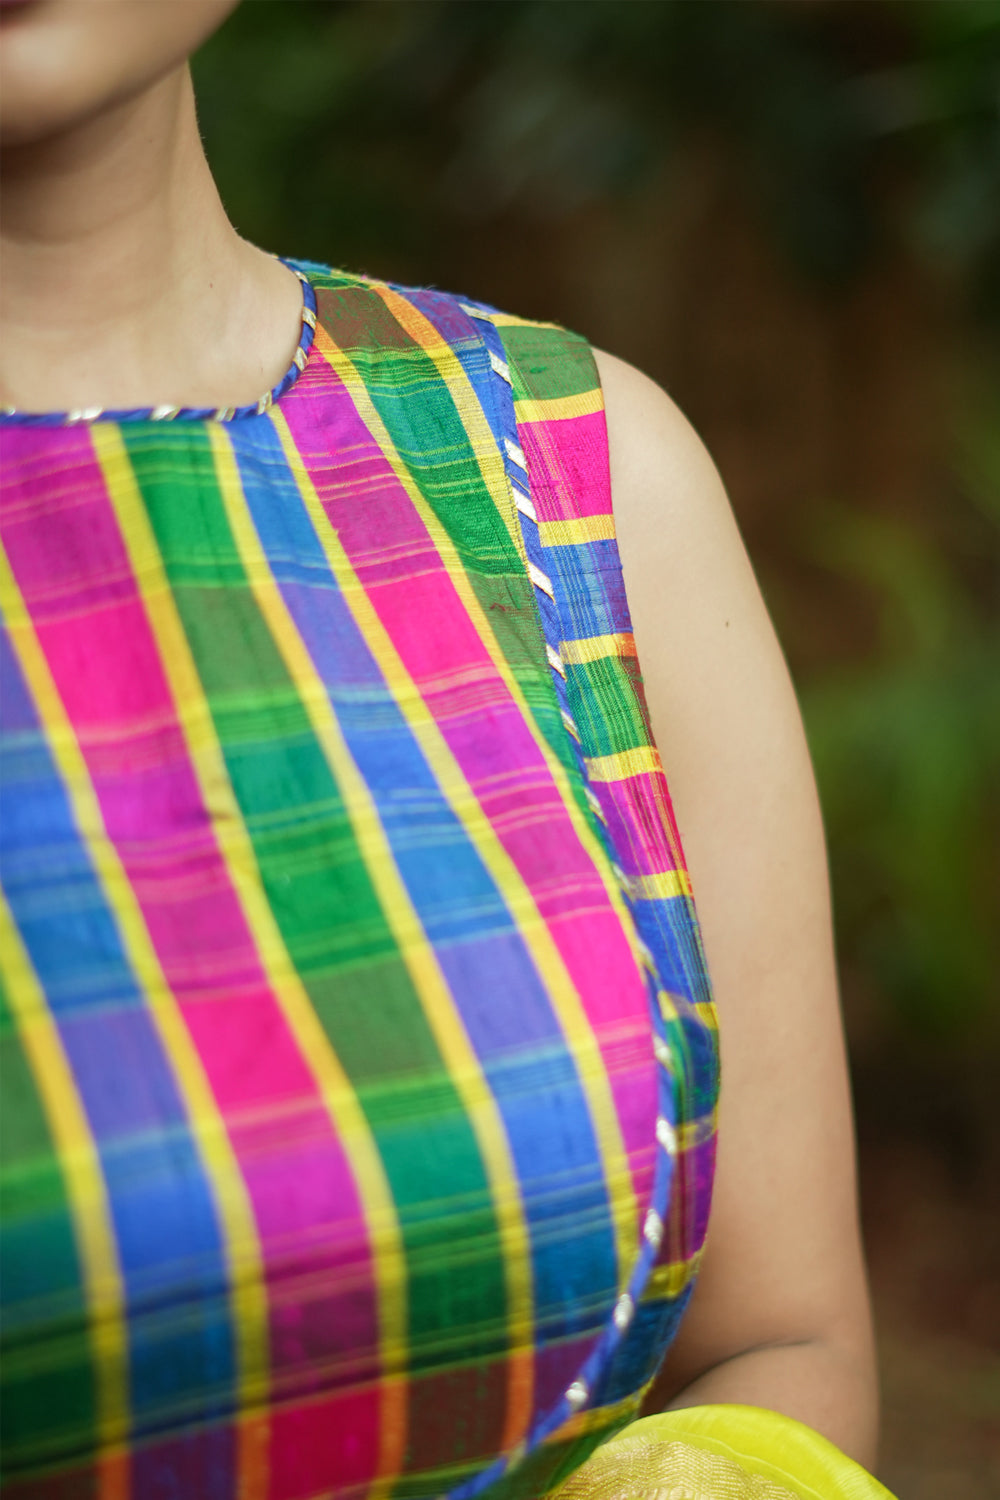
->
[193,2,1000,1491]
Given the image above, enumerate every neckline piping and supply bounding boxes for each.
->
[0,260,318,428]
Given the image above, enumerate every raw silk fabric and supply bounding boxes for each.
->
[0,265,719,1498]
[551,1406,895,1500]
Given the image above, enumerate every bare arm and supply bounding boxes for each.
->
[595,349,878,1468]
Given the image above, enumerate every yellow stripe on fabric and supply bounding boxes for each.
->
[484,313,562,330]
[0,502,271,1500]
[658,992,717,1033]
[676,1114,718,1152]
[90,425,407,1499]
[641,1250,704,1304]
[556,1388,644,1443]
[306,325,641,1295]
[210,423,536,1470]
[683,999,718,1032]
[535,514,616,549]
[628,869,692,902]
[513,390,604,425]
[373,285,528,567]
[584,746,661,784]
[559,632,637,667]
[266,397,625,1452]
[0,896,129,1500]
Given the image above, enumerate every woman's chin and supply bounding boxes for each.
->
[0,0,237,151]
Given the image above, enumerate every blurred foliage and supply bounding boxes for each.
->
[802,511,999,1039]
[195,0,1000,302]
[799,353,999,1045]
[194,1,1000,1050]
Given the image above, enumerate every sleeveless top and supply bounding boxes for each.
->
[0,263,719,1500]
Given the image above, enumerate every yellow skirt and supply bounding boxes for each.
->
[551,1405,895,1500]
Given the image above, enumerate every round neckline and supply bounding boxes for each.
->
[0,259,318,428]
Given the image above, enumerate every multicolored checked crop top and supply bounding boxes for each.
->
[0,263,719,1500]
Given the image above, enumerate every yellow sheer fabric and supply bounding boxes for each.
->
[550,1405,896,1500]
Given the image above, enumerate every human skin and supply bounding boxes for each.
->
[600,349,878,1460]
[0,0,879,1470]
[0,0,302,413]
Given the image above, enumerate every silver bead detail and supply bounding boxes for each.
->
[613,1292,634,1331]
[489,348,512,385]
[527,560,554,599]
[545,642,566,678]
[585,786,607,821]
[514,487,537,523]
[150,404,180,421]
[504,435,527,471]
[653,1034,673,1069]
[565,1378,589,1412]
[656,1116,677,1154]
[561,709,581,742]
[643,1208,664,1250]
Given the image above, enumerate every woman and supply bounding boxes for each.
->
[0,2,890,1496]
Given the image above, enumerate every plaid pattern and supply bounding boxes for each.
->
[0,265,718,1500]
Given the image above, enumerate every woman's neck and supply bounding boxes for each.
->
[0,66,303,413]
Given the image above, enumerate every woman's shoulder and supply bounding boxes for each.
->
[302,259,749,644]
[310,266,711,492]
[291,262,878,1455]
[591,344,770,753]
[299,259,596,370]
[593,352,876,1454]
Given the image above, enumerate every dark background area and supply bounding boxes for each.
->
[193,3,1000,1492]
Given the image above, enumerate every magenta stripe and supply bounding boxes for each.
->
[282,368,658,1213]
[594,773,688,880]
[0,432,382,1476]
[519,412,613,522]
